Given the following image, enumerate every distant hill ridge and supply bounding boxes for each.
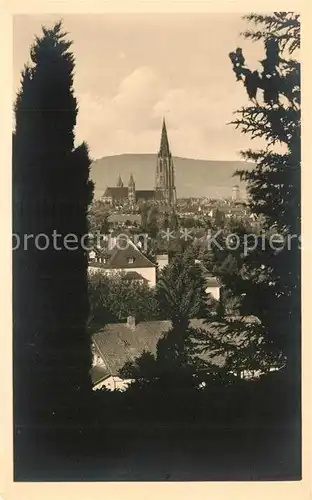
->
[90,153,253,199]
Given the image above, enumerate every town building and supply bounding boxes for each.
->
[102,118,177,206]
[88,237,157,287]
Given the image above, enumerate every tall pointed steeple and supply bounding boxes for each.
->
[155,117,176,206]
[128,173,136,206]
[116,174,124,187]
[159,117,170,157]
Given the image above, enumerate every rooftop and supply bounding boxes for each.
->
[92,318,225,379]
[103,187,129,199]
[89,239,156,270]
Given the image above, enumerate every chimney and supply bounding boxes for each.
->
[127,316,136,330]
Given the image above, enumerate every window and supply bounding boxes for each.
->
[128,257,134,264]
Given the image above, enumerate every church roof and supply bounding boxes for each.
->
[103,187,156,202]
[103,187,129,199]
[159,117,171,157]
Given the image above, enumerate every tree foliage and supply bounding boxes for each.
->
[88,200,110,233]
[156,247,209,329]
[227,12,300,368]
[88,272,160,329]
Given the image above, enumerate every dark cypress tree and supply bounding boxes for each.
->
[13,21,94,439]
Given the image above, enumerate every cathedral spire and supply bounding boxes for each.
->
[116,174,123,187]
[159,117,170,157]
[155,118,176,206]
[128,173,135,186]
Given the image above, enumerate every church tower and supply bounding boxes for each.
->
[128,173,136,206]
[116,174,124,187]
[155,118,176,205]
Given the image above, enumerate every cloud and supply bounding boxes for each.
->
[14,14,270,162]
[75,65,265,161]
[75,65,165,157]
[111,66,165,130]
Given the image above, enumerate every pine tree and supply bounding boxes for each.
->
[156,247,207,329]
[228,13,300,372]
[13,22,94,431]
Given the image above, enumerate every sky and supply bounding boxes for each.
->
[13,13,266,161]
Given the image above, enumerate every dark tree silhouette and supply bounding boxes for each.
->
[13,21,94,435]
[228,12,300,373]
